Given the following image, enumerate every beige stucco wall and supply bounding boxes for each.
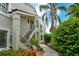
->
[0,13,12,49]
[11,3,36,15]
[20,18,30,37]
[0,14,11,30]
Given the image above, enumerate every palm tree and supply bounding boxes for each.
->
[39,3,66,31]
[42,12,48,26]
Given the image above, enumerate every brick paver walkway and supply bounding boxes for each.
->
[40,44,58,56]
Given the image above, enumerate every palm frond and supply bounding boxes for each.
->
[42,12,47,21]
[39,5,50,11]
[42,12,48,26]
[66,11,73,16]
[45,15,48,26]
[56,15,61,23]
[57,6,67,12]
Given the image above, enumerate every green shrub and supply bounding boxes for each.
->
[44,33,51,44]
[51,17,79,56]
[0,50,16,56]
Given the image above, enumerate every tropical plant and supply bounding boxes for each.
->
[31,36,39,48]
[31,36,43,51]
[39,3,66,31]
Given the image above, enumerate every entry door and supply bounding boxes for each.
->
[0,30,7,48]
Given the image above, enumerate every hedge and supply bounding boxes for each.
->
[44,33,51,44]
[51,17,79,56]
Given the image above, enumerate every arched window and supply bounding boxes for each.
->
[0,3,8,14]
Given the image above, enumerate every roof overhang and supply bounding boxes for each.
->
[9,9,39,18]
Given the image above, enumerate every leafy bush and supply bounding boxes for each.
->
[0,50,16,56]
[51,17,79,56]
[44,33,51,44]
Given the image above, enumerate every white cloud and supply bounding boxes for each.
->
[35,4,45,17]
[39,3,47,5]
[57,10,60,15]
[35,7,41,16]
[46,23,51,34]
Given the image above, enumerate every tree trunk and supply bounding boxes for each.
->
[49,3,55,31]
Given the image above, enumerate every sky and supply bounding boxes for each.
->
[32,3,72,33]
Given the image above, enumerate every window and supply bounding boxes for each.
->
[0,3,8,14]
[0,30,7,48]
[27,19,29,23]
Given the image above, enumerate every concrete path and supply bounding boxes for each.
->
[40,44,59,56]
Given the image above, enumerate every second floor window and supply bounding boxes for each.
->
[0,3,8,14]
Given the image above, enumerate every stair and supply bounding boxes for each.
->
[20,36,30,47]
[20,26,37,49]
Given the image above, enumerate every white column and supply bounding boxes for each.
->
[42,34,45,43]
[34,18,37,39]
[12,13,21,50]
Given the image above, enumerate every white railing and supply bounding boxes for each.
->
[28,28,37,42]
[19,41,28,49]
[20,25,37,49]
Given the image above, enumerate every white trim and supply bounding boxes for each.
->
[13,11,37,17]
[0,48,10,51]
[0,27,9,31]
[0,11,9,17]
[0,48,5,51]
[0,27,10,50]
[8,3,12,12]
[6,29,10,49]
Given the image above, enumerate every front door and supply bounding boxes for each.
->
[0,30,7,48]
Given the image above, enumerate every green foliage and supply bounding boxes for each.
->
[50,28,58,49]
[0,50,32,56]
[31,36,39,48]
[31,36,43,51]
[67,3,79,17]
[0,50,16,56]
[44,33,51,44]
[51,17,79,56]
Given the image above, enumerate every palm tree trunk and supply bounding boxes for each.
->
[49,3,55,31]
[51,13,55,31]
